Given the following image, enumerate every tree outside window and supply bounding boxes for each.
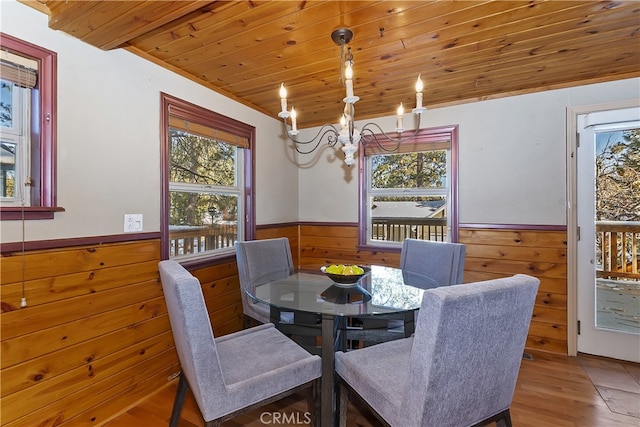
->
[596,129,640,222]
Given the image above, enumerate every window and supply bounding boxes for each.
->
[160,93,254,262]
[0,33,58,220]
[1,69,31,204]
[359,125,458,247]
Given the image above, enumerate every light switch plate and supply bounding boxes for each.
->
[124,214,143,232]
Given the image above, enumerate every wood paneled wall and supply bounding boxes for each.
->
[297,224,401,270]
[0,239,242,426]
[291,223,568,355]
[0,223,567,425]
[459,228,568,354]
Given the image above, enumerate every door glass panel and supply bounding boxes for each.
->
[594,128,640,333]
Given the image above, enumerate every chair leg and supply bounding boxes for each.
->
[495,409,512,427]
[307,379,321,427]
[169,372,189,427]
[243,314,251,329]
[470,409,512,427]
[338,381,349,427]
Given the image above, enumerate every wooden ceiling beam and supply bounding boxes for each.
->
[31,0,217,50]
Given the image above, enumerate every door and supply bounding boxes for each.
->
[576,106,640,362]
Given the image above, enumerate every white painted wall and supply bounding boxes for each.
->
[0,0,298,243]
[297,78,640,225]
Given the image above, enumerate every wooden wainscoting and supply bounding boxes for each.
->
[0,238,243,427]
[189,260,244,336]
[294,223,568,355]
[459,227,568,354]
[298,223,401,270]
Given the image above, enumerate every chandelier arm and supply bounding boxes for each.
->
[282,120,341,146]
[291,138,325,155]
[283,124,342,155]
[359,113,424,151]
[359,125,398,152]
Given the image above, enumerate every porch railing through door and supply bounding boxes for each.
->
[596,221,640,281]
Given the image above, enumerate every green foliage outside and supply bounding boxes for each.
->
[371,150,446,204]
[372,150,446,189]
[169,130,238,227]
[596,129,640,221]
[0,80,12,126]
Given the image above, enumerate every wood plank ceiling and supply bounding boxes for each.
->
[23,0,640,128]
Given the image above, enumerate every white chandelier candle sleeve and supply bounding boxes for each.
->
[290,107,297,132]
[415,75,423,109]
[279,83,288,114]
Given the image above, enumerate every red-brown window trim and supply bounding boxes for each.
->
[0,33,60,220]
[160,92,255,262]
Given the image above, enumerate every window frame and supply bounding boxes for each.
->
[0,33,59,220]
[358,125,459,249]
[160,93,255,264]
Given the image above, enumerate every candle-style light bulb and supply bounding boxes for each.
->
[415,74,424,109]
[396,102,404,130]
[290,107,297,132]
[345,62,354,98]
[345,62,353,80]
[279,83,287,114]
[340,114,346,130]
[415,75,423,92]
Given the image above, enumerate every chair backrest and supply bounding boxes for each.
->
[404,274,539,426]
[400,238,466,287]
[158,260,226,415]
[235,237,295,299]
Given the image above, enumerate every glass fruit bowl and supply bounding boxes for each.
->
[320,264,371,285]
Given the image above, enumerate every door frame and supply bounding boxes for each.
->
[566,99,639,356]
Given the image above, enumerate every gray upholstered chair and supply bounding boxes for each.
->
[400,238,466,288]
[235,237,295,326]
[335,274,539,427]
[158,260,321,427]
[360,238,467,340]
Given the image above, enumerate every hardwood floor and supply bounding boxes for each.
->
[105,350,640,427]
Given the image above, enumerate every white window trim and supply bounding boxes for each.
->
[1,83,31,206]
[364,150,452,247]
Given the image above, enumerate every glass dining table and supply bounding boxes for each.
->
[247,265,433,427]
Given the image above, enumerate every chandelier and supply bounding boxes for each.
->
[277,28,426,166]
